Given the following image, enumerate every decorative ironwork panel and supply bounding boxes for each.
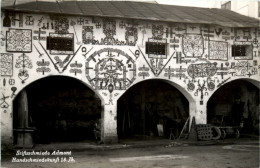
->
[82,26,93,44]
[1,53,13,76]
[209,41,228,61]
[6,29,32,52]
[187,63,217,78]
[86,48,136,92]
[182,34,204,57]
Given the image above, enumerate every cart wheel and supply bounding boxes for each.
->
[221,129,226,139]
[235,129,240,139]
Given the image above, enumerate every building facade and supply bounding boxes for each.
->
[1,1,259,148]
[220,0,260,19]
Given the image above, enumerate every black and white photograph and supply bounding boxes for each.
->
[0,0,259,167]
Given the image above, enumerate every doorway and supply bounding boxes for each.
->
[117,80,189,140]
[13,76,102,144]
[207,80,259,135]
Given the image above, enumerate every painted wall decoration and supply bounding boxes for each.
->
[208,41,228,61]
[82,26,94,44]
[229,61,256,77]
[187,80,196,92]
[15,53,33,83]
[8,79,15,85]
[77,18,88,25]
[6,29,32,52]
[216,63,229,79]
[25,16,34,26]
[33,44,44,57]
[164,66,187,80]
[140,37,174,76]
[86,48,136,92]
[129,49,140,60]
[53,16,69,34]
[70,20,81,45]
[3,12,11,27]
[102,18,117,45]
[194,80,208,105]
[182,34,204,57]
[169,37,180,50]
[152,25,164,39]
[69,61,82,76]
[1,31,5,46]
[39,42,81,73]
[174,52,191,64]
[187,63,217,78]
[11,13,23,27]
[81,18,138,46]
[125,27,138,46]
[33,29,47,41]
[11,87,17,98]
[0,94,9,108]
[1,53,13,77]
[36,59,51,75]
[138,65,150,79]
[222,29,231,41]
[206,79,215,91]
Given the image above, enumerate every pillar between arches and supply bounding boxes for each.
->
[189,101,207,126]
[101,102,118,144]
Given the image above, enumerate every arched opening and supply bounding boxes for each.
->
[207,79,259,135]
[13,76,102,146]
[117,79,189,140]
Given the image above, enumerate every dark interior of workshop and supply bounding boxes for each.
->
[13,76,102,143]
[207,79,259,135]
[117,80,189,140]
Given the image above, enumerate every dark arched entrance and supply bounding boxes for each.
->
[117,80,189,140]
[207,79,259,135]
[13,76,101,145]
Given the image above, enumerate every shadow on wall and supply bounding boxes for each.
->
[117,80,189,139]
[207,80,259,135]
[13,76,102,144]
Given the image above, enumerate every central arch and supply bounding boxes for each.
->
[117,79,193,141]
[13,76,102,146]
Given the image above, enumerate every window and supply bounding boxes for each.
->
[145,38,168,59]
[46,33,74,55]
[221,1,231,10]
[232,45,246,56]
[232,45,252,57]
[47,36,73,51]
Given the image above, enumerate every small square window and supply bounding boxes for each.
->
[232,45,246,56]
[145,38,168,59]
[232,44,253,60]
[46,33,74,55]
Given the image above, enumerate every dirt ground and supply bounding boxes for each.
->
[1,138,259,168]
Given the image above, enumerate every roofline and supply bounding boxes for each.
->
[1,1,259,28]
